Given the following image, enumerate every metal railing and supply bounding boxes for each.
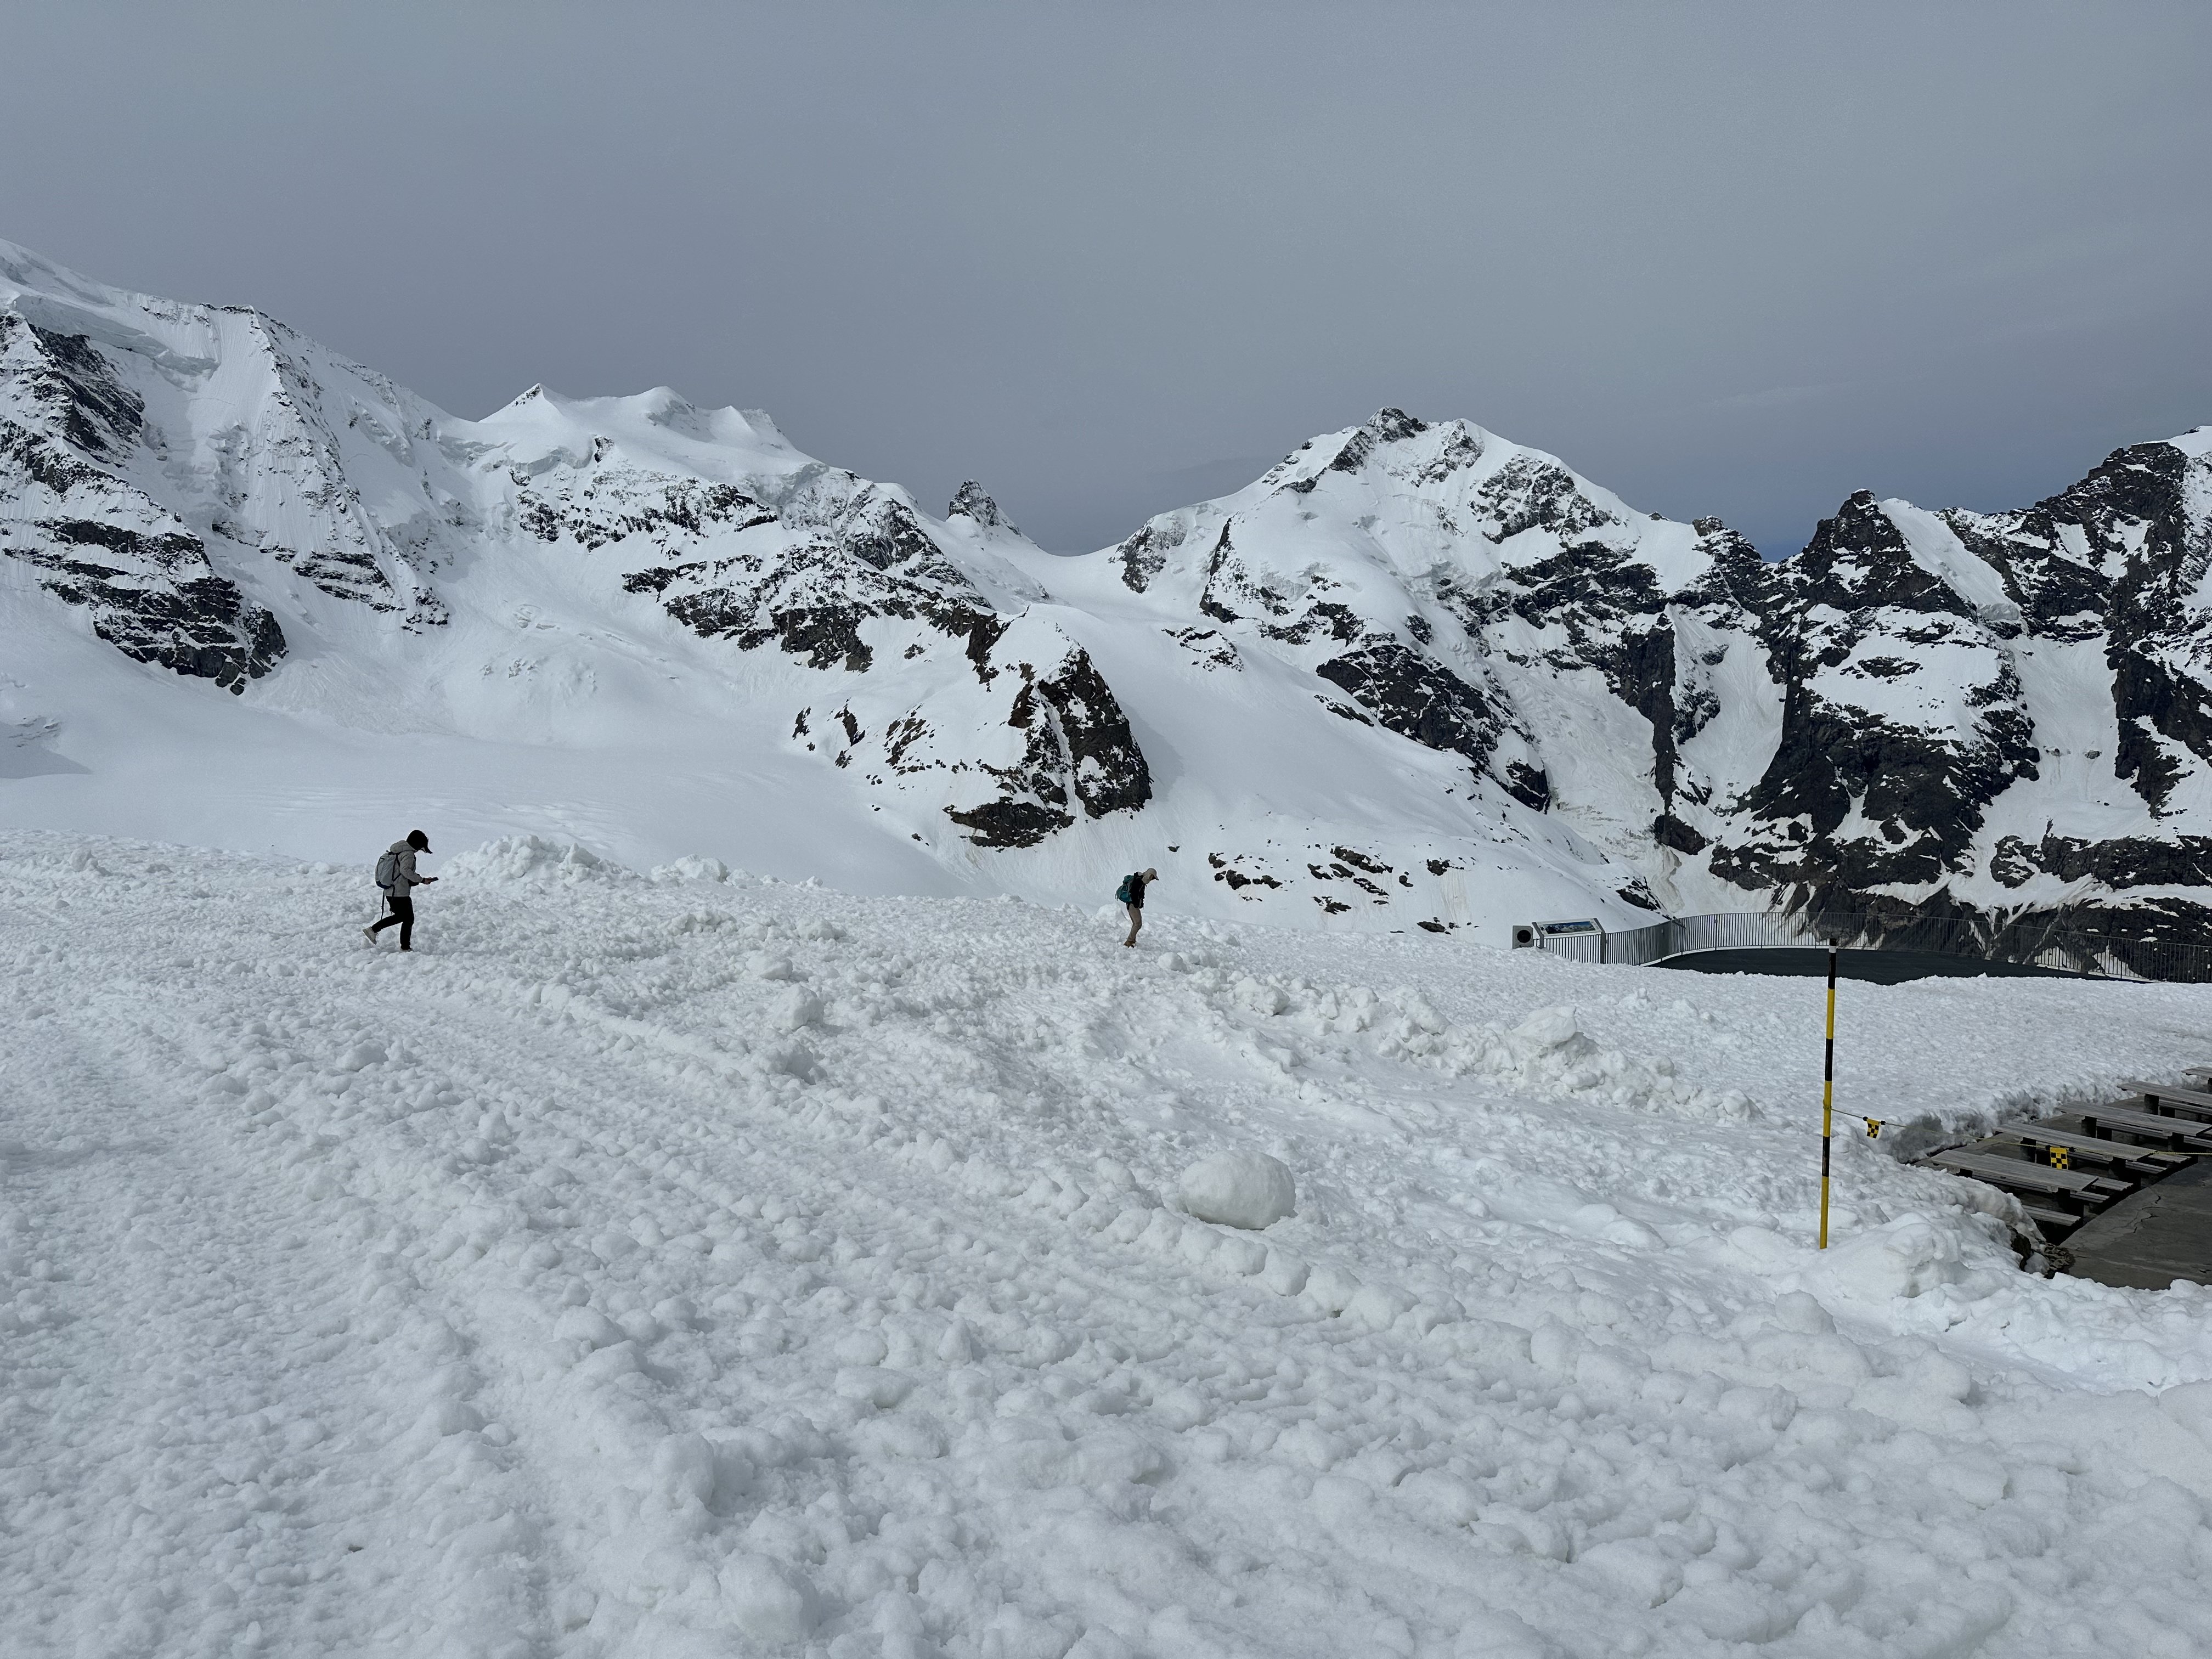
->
[1533,909,2212,985]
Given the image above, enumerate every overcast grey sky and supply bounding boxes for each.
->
[4,2,2207,554]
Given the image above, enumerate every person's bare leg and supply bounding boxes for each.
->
[1124,904,1142,947]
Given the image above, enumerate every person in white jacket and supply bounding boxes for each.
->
[365,830,438,951]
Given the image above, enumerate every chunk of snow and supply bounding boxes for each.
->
[719,1555,821,1641]
[1178,1149,1296,1229]
[1512,1005,1579,1049]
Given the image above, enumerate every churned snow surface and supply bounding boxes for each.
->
[7,828,2212,1658]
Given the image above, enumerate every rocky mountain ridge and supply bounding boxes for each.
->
[1058,408,2212,943]
[4,238,2208,943]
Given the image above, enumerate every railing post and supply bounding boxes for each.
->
[1819,941,1838,1250]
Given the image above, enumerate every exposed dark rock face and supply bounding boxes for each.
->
[1716,490,2039,895]
[522,474,774,550]
[1030,645,1152,820]
[1315,641,1506,774]
[946,481,1015,534]
[0,321,286,691]
[944,798,1073,849]
[584,471,1001,672]
[12,319,144,457]
[1472,453,1619,543]
[1169,627,1240,670]
[1991,831,2212,890]
[942,652,1104,848]
[1112,520,1183,592]
[8,518,285,690]
[1324,407,1428,476]
[795,617,1151,851]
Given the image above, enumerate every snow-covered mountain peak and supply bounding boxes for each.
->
[472,383,792,476]
[1152,407,1722,605]
[945,479,1014,533]
[6,240,2211,947]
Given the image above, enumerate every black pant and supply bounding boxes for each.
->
[370,895,415,949]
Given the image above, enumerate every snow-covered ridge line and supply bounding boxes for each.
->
[4,237,2211,943]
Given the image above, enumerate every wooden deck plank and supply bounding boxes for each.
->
[2118,1080,2212,1118]
[2075,1104,2212,1147]
[1994,1122,2191,1167]
[1926,1149,2131,1197]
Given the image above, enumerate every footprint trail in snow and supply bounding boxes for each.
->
[7,829,2212,1658]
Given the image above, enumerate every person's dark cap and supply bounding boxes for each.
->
[407,829,431,852]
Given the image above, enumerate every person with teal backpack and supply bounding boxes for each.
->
[1116,867,1158,948]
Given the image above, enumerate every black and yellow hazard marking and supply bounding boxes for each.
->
[1819,943,1837,1250]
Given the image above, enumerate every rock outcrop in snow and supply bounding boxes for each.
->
[0,311,289,689]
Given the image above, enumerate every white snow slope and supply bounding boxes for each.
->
[9,827,2212,1658]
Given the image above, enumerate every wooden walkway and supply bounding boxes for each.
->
[1917,1074,2212,1268]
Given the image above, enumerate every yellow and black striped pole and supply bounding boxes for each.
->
[1819,941,1838,1249]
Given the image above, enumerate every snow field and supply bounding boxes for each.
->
[7,829,2212,1656]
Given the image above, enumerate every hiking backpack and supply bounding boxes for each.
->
[1115,873,1134,904]
[374,847,401,894]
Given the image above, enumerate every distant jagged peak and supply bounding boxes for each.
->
[1241,408,1649,538]
[945,480,1016,534]
[1101,405,1743,606]
[472,382,795,478]
[1367,406,1430,442]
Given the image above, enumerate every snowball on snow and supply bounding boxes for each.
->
[1180,1150,1296,1230]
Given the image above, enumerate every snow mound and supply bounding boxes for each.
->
[1180,1150,1296,1230]
[652,855,734,884]
[1383,1001,1757,1123]
[1805,1214,2006,1307]
[443,834,633,885]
